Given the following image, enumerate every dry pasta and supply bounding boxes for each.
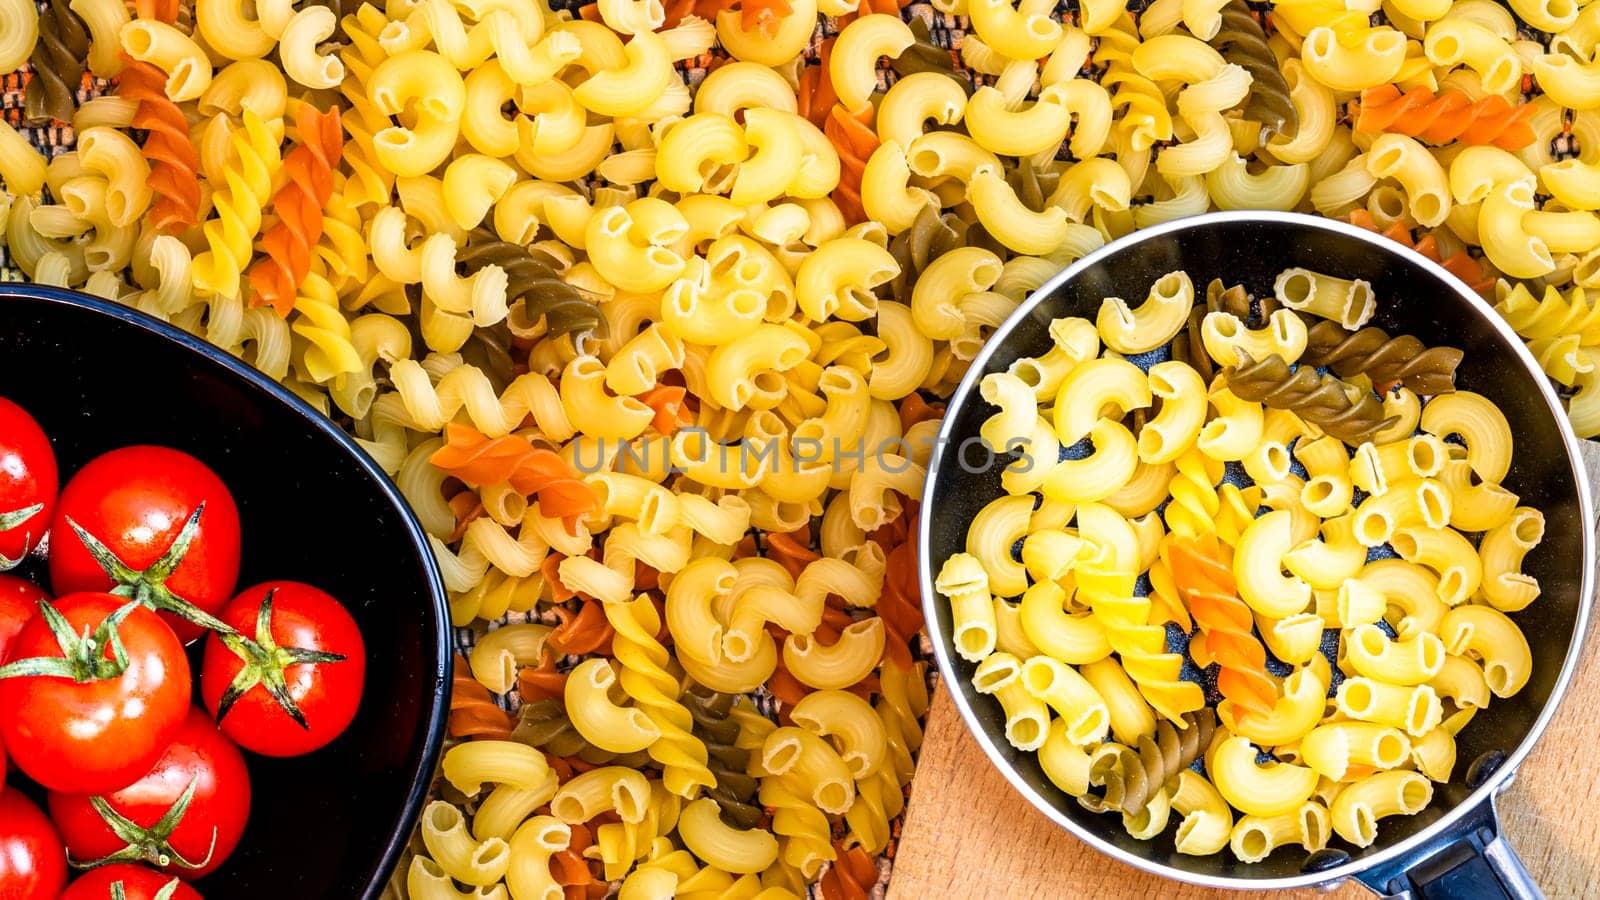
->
[940,269,1543,863]
[0,0,1584,889]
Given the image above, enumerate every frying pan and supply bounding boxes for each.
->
[918,211,1596,897]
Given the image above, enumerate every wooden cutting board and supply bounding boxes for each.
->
[889,443,1600,900]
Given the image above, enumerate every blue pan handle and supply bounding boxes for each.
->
[1353,788,1541,900]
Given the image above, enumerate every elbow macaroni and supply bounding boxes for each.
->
[0,0,1577,873]
[948,265,1549,863]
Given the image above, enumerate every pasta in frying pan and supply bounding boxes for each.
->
[939,268,1540,860]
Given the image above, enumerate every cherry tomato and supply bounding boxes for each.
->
[0,576,45,784]
[59,864,203,900]
[0,593,192,795]
[0,397,57,569]
[201,581,365,757]
[0,788,67,900]
[50,446,241,644]
[0,574,47,662]
[50,708,250,880]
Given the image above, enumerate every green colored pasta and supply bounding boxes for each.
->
[461,321,517,392]
[1080,709,1217,815]
[1224,350,1398,444]
[1171,303,1215,382]
[458,229,607,341]
[1302,320,1464,394]
[890,16,964,82]
[510,698,650,768]
[889,205,970,298]
[1210,0,1298,139]
[684,683,764,830]
[24,0,90,124]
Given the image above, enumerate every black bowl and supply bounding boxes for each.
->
[0,286,451,898]
[919,212,1593,891]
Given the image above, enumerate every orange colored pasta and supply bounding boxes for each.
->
[638,383,693,435]
[446,491,485,543]
[248,105,344,316]
[768,623,878,710]
[814,597,857,644]
[1353,85,1535,151]
[518,648,568,702]
[898,393,945,434]
[682,0,791,35]
[691,0,738,22]
[838,0,903,26]
[1169,535,1277,719]
[826,105,879,226]
[116,57,201,235]
[732,534,759,560]
[660,0,698,27]
[796,39,874,223]
[552,822,598,894]
[766,525,819,581]
[543,552,588,604]
[542,753,576,783]
[133,0,177,21]
[867,509,909,550]
[819,843,880,900]
[448,654,516,740]
[1344,209,1496,296]
[765,659,811,715]
[797,40,841,128]
[797,36,881,225]
[430,423,601,524]
[878,529,924,672]
[740,0,795,37]
[548,597,615,656]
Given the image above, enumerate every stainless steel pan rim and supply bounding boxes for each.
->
[916,209,1597,893]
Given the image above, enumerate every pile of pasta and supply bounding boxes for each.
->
[0,0,1590,890]
[937,267,1539,862]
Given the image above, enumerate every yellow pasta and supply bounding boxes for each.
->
[1098,271,1194,354]
[1,0,1584,879]
[944,259,1557,863]
[1329,771,1433,847]
[0,0,37,75]
[1211,736,1320,818]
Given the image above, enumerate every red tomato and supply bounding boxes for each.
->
[0,574,47,662]
[50,708,250,880]
[0,593,192,795]
[59,864,203,900]
[0,397,57,568]
[49,446,241,644]
[201,581,365,757]
[0,576,44,784]
[0,788,67,900]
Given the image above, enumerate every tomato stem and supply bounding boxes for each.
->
[0,502,44,570]
[0,503,44,531]
[215,589,347,730]
[64,506,238,636]
[75,779,216,873]
[0,599,139,682]
[111,881,183,900]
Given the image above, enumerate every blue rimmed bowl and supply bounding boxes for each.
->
[0,285,451,899]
